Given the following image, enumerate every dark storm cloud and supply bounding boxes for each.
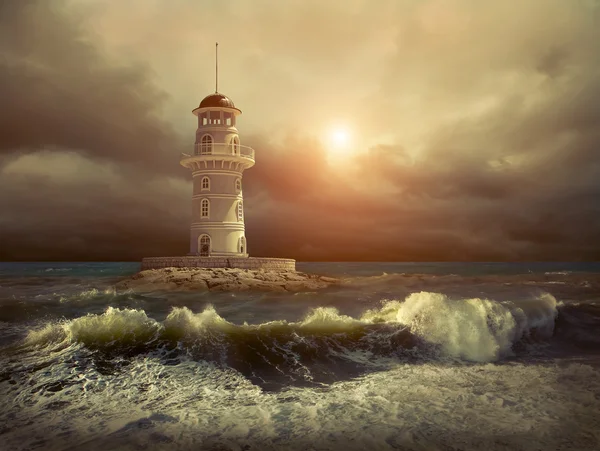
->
[0,152,190,261]
[0,0,184,174]
[0,0,190,260]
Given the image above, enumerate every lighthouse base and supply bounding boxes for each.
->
[140,256,295,271]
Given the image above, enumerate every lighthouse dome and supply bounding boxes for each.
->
[199,93,236,109]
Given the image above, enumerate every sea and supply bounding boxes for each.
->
[1,262,599,451]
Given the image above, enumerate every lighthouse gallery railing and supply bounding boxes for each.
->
[180,143,255,160]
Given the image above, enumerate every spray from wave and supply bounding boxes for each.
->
[21,291,559,365]
[363,292,558,361]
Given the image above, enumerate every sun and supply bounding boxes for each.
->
[327,126,352,153]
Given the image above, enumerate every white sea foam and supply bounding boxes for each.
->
[69,306,161,345]
[163,305,235,339]
[298,306,361,332]
[2,351,599,451]
[59,286,118,303]
[361,292,558,362]
[21,292,560,365]
[24,307,162,348]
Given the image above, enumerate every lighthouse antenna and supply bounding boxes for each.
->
[215,42,218,93]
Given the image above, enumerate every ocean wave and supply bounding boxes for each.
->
[554,302,600,348]
[344,271,595,287]
[364,292,557,361]
[58,287,119,303]
[19,292,565,365]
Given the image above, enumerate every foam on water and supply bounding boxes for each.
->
[361,292,557,361]
[58,286,121,303]
[2,348,599,451]
[20,292,559,366]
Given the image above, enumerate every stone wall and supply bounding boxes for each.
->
[141,256,296,271]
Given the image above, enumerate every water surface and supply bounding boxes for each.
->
[1,262,599,450]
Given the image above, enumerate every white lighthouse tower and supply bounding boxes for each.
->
[140,44,295,271]
[179,46,254,257]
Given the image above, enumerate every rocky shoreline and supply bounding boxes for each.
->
[115,267,341,293]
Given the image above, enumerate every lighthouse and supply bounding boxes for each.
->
[178,42,254,258]
[140,44,294,271]
[179,91,253,257]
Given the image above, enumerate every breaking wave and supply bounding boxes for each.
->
[21,292,563,372]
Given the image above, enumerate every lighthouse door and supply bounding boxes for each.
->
[199,235,211,257]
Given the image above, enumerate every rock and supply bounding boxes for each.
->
[245,280,287,292]
[115,268,340,293]
[284,281,329,292]
[191,272,213,281]
[211,282,251,291]
[167,273,191,284]
[206,278,231,289]
[258,272,285,282]
[283,272,308,282]
[319,276,340,284]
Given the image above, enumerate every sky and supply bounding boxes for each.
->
[1,0,599,262]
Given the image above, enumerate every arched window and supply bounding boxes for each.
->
[201,198,210,218]
[201,176,210,191]
[235,178,242,192]
[199,234,211,256]
[239,236,246,254]
[237,201,243,222]
[231,136,240,155]
[200,134,213,155]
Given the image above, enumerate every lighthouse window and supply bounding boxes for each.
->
[201,113,208,126]
[239,236,246,254]
[200,134,213,155]
[235,178,242,192]
[209,111,221,125]
[224,113,232,126]
[237,201,243,221]
[232,137,240,155]
[201,176,210,191]
[201,199,210,218]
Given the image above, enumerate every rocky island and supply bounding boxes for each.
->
[115,267,341,293]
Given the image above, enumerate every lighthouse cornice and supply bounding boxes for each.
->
[196,125,239,133]
[190,223,246,230]
[192,170,244,177]
[192,193,243,200]
[192,106,241,116]
[180,143,255,171]
[180,155,255,172]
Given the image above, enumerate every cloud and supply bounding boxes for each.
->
[0,0,599,261]
[0,0,184,175]
[0,151,190,261]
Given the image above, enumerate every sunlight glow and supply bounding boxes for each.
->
[327,127,352,154]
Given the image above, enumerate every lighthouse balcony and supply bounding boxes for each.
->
[194,143,254,160]
[180,143,255,169]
